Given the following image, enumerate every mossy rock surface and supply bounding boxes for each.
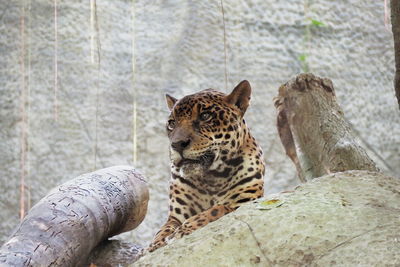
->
[134,171,400,267]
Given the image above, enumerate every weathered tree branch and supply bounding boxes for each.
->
[86,240,143,267]
[391,0,400,109]
[0,166,148,266]
[274,73,379,181]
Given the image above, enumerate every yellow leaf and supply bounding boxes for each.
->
[261,199,280,205]
[257,198,284,210]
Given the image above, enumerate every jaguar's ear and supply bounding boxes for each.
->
[166,94,177,111]
[226,80,251,115]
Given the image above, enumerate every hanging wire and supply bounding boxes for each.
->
[220,0,228,92]
[302,0,311,72]
[19,0,27,221]
[131,0,137,166]
[90,0,97,169]
[130,0,137,242]
[54,0,58,121]
[384,0,390,31]
[91,0,101,170]
[94,1,101,66]
[27,0,32,210]
[90,0,95,64]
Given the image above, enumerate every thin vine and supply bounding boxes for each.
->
[220,0,228,92]
[299,0,325,73]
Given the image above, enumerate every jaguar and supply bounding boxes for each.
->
[148,80,265,252]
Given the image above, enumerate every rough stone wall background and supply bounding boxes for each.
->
[0,0,399,246]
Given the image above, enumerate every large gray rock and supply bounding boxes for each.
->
[134,171,400,266]
[0,0,399,246]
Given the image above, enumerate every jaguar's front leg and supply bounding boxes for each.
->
[166,205,234,242]
[147,216,181,252]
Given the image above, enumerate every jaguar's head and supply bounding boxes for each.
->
[165,80,252,175]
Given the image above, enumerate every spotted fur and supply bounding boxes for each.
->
[148,80,265,252]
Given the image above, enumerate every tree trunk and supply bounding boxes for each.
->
[0,166,148,267]
[391,0,400,109]
[274,73,379,181]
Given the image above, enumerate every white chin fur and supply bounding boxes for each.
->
[170,149,182,164]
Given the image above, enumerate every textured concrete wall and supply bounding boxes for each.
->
[0,0,399,247]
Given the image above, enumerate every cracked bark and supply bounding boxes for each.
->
[86,240,144,267]
[274,73,379,181]
[0,166,148,267]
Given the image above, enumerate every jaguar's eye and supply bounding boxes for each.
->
[167,119,176,131]
[199,112,212,121]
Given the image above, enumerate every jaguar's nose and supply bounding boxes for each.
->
[171,139,191,153]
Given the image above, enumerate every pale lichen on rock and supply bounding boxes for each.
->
[134,171,400,266]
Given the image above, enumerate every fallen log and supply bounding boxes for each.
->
[0,166,148,267]
[86,240,143,267]
[274,73,379,181]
